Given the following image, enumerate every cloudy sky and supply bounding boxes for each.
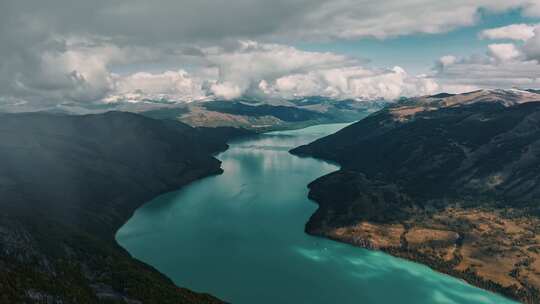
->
[1,0,540,111]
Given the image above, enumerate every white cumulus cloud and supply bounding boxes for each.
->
[104,41,440,102]
[433,21,540,91]
[480,24,538,41]
[487,43,522,62]
[261,66,439,100]
[106,70,207,103]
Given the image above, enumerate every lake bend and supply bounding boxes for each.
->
[116,123,516,304]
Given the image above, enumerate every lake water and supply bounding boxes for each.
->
[117,123,516,304]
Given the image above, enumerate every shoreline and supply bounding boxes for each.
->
[300,171,533,303]
[305,227,522,303]
[118,122,521,303]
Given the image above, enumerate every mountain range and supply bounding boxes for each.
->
[5,89,540,303]
[56,97,383,132]
[144,97,383,131]
[291,89,540,303]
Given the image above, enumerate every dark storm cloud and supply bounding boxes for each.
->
[1,0,310,45]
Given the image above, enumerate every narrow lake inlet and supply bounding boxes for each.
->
[116,123,516,304]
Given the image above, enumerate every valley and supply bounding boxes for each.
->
[117,122,514,304]
[4,2,540,303]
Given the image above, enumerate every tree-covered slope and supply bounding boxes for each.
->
[291,90,540,303]
[0,111,250,303]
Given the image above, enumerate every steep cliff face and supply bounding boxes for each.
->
[291,90,540,303]
[0,111,250,303]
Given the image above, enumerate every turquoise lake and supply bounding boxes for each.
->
[116,123,516,304]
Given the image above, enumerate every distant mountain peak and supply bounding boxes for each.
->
[445,88,540,106]
[390,88,540,121]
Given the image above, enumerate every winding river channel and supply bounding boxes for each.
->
[117,123,516,304]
